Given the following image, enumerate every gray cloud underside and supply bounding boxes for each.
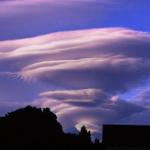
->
[0,28,150,137]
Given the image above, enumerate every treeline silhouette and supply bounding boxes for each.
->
[0,106,150,150]
[0,106,102,150]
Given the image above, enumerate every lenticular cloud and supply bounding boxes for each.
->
[1,27,150,92]
[0,27,150,136]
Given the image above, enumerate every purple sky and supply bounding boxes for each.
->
[0,0,150,138]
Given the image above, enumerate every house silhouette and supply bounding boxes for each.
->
[102,124,150,149]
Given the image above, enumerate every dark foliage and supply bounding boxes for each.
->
[0,106,149,150]
[0,106,103,150]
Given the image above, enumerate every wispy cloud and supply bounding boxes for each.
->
[0,27,150,136]
[0,0,116,15]
[1,28,149,92]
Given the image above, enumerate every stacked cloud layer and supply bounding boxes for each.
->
[0,28,150,137]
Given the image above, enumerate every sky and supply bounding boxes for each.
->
[0,0,150,138]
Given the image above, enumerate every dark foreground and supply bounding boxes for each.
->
[0,106,149,150]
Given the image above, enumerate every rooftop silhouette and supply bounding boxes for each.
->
[103,124,150,149]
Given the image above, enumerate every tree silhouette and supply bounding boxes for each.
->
[0,106,64,149]
[1,106,149,150]
[0,106,96,150]
[79,126,92,145]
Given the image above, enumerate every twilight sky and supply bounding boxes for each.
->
[0,0,150,138]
